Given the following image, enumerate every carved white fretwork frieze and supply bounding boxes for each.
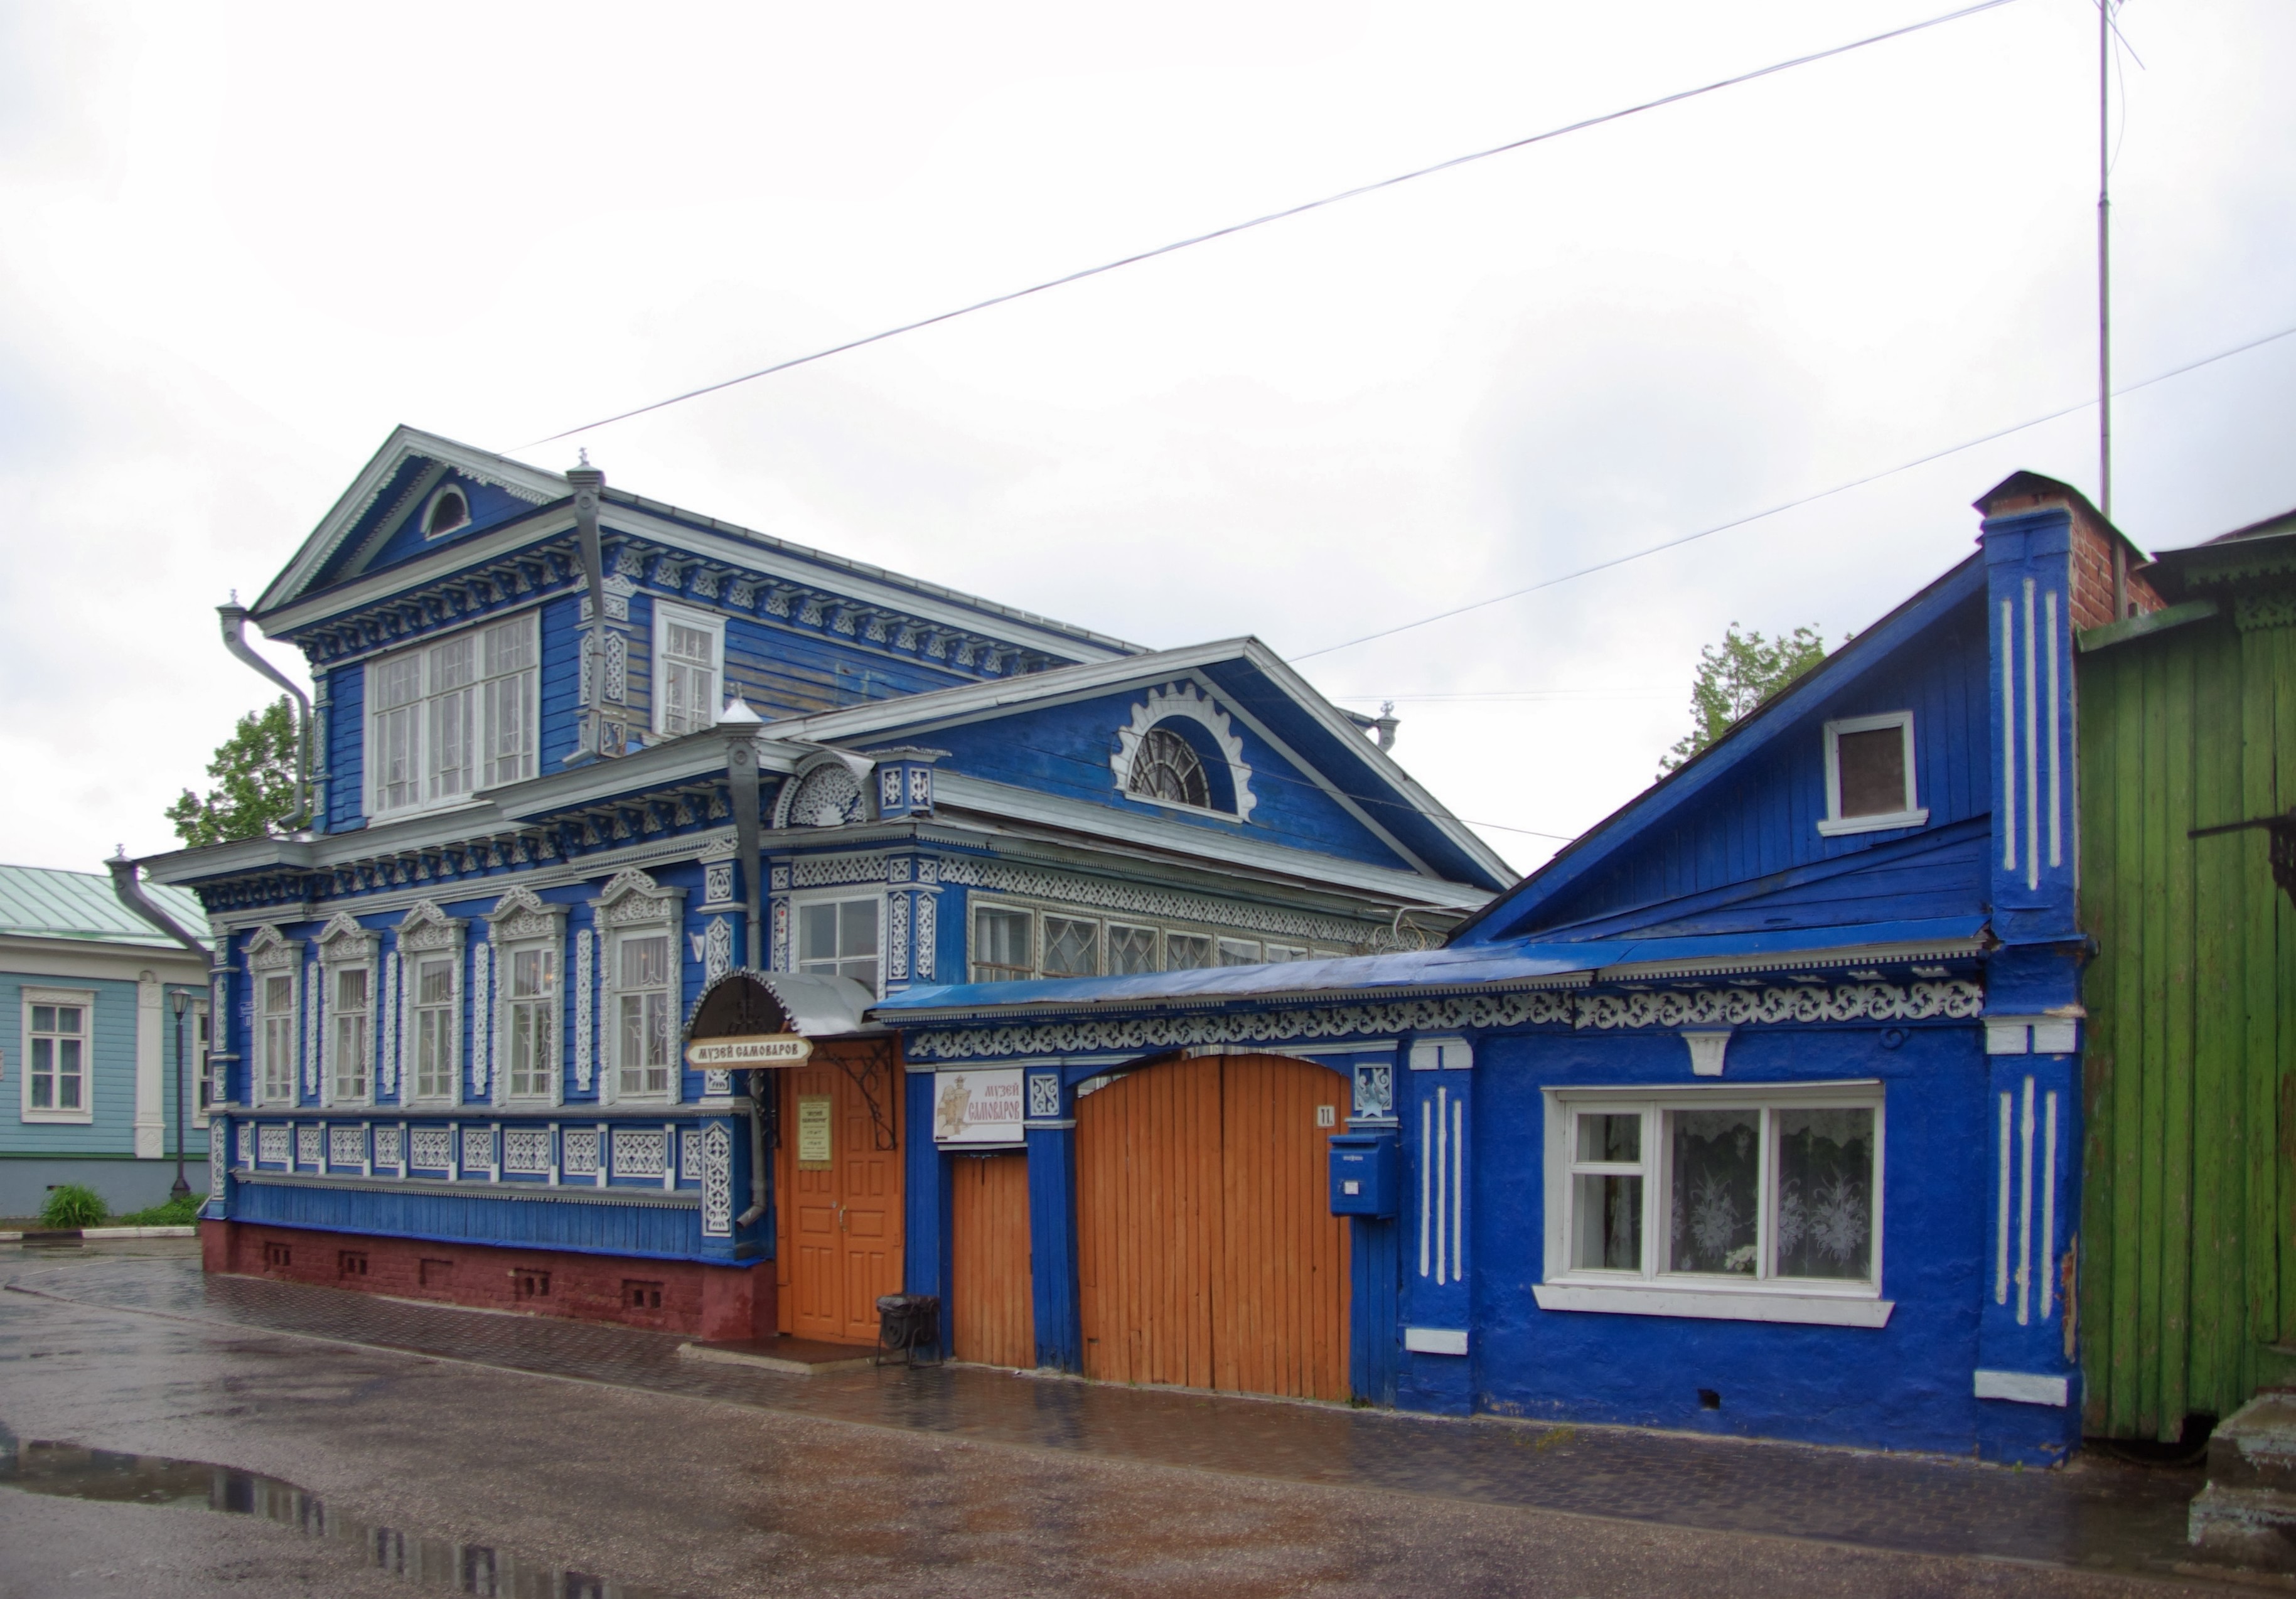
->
[915,894,936,984]
[888,894,911,982]
[906,978,1985,1063]
[303,963,321,1097]
[470,940,493,1099]
[574,927,596,1093]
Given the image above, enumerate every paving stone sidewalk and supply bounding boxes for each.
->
[5,1253,2211,1584]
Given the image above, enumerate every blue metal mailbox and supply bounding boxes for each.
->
[1328,1131,1398,1217]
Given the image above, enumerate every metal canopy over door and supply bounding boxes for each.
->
[951,1151,1034,1367]
[1076,1052,1350,1400]
[776,1039,903,1345]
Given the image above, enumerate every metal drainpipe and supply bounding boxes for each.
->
[217,604,311,831]
[107,853,211,960]
[727,729,771,1227]
[567,458,611,758]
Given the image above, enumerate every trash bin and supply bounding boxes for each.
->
[875,1293,941,1366]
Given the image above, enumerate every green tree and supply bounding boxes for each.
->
[1659,623,1833,775]
[165,697,299,846]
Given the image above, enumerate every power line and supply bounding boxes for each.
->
[519,0,2022,451]
[1288,319,2296,663]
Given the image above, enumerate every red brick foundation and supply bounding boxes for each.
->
[198,1219,776,1341]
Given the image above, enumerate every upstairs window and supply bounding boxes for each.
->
[1818,712,1928,837]
[653,602,724,738]
[367,612,539,818]
[260,972,296,1104]
[798,897,881,997]
[972,907,1033,983]
[422,487,471,538]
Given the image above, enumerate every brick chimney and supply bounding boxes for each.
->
[1973,471,2162,633]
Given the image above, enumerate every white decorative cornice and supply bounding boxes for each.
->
[396,899,464,954]
[314,911,378,965]
[245,924,301,971]
[485,883,566,945]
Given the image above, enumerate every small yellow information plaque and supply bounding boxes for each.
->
[796,1095,834,1169]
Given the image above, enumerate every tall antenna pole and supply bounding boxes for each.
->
[2100,0,2125,616]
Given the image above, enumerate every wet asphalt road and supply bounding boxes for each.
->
[0,1244,2229,1598]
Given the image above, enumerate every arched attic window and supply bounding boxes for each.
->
[1127,726,1211,808]
[424,487,470,539]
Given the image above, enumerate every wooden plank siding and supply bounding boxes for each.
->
[950,1152,1034,1367]
[2079,609,2293,1438]
[1075,1054,1351,1400]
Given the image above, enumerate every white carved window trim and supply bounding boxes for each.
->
[364,607,541,821]
[595,871,685,1106]
[651,599,725,739]
[788,887,884,999]
[316,916,379,1110]
[246,927,301,1108]
[191,998,213,1127]
[19,985,95,1125]
[1108,682,1258,823]
[1535,1081,1892,1329]
[395,903,466,1106]
[488,888,567,1107]
[1817,710,1929,837]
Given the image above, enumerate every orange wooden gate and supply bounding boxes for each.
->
[950,1151,1034,1367]
[776,1040,903,1345]
[1075,1053,1349,1399]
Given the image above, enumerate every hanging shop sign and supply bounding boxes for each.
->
[685,1034,813,1069]
[932,1067,1026,1146]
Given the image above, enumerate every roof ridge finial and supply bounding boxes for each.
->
[577,447,591,468]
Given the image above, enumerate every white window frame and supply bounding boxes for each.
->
[315,916,379,1110]
[651,601,726,739]
[596,871,686,1106]
[969,902,1036,984]
[394,903,466,1107]
[487,890,567,1107]
[365,609,541,821]
[20,987,95,1124]
[327,964,374,1106]
[790,889,885,998]
[1817,711,1928,837]
[246,927,301,1108]
[191,997,213,1127]
[1105,921,1161,978]
[960,896,1345,984]
[1535,1081,1892,1329]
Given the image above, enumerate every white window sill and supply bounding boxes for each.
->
[1533,1280,1894,1328]
[1816,808,1929,838]
[19,1109,94,1125]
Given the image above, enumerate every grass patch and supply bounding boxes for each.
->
[110,1194,203,1228]
[38,1184,108,1229]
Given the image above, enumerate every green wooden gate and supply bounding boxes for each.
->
[2078,528,2296,1441]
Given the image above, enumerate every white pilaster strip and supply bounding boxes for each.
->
[2017,1074,2036,1326]
[2000,599,2017,873]
[2044,587,2063,869]
[2041,1089,2059,1322]
[1434,1086,1449,1286]
[1995,1091,2012,1305]
[1451,1093,1466,1283]
[2023,578,2041,892]
[1419,1111,1432,1280]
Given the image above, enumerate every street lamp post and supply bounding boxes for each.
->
[168,990,191,1202]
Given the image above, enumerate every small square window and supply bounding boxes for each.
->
[797,897,879,997]
[1107,924,1159,976]
[970,907,1034,983]
[1216,938,1260,966]
[1818,713,1927,837]
[1164,934,1214,971]
[1043,917,1099,978]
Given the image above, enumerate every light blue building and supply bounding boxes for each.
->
[0,865,212,1217]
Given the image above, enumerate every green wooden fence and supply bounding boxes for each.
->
[2078,598,2296,1440]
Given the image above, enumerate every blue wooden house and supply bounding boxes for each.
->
[876,473,2133,1462]
[129,427,1507,1344]
[0,865,212,1217]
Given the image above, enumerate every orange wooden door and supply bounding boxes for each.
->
[1075,1053,1349,1399]
[951,1151,1035,1367]
[1217,1054,1350,1401]
[778,1044,904,1345]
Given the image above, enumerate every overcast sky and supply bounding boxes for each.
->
[2,0,2289,881]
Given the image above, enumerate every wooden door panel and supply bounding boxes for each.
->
[778,1047,904,1346]
[1075,1052,1349,1400]
[952,1152,1034,1367]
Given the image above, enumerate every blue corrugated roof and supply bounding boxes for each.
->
[872,916,1989,1019]
[0,864,210,949]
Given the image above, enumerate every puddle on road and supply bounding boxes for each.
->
[0,1428,668,1598]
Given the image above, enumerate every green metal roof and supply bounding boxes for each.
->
[0,864,210,950]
